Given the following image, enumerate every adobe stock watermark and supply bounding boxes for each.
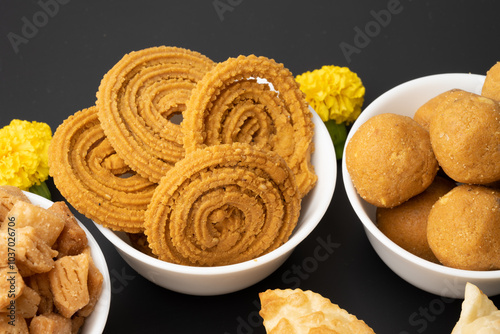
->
[224,234,341,334]
[7,0,71,55]
[339,0,413,64]
[399,278,461,334]
[213,0,244,22]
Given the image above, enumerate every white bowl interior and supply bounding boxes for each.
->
[24,192,111,333]
[94,107,337,295]
[342,73,500,298]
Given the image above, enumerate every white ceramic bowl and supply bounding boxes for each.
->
[24,192,111,333]
[94,108,336,296]
[342,73,500,298]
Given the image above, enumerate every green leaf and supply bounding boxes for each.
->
[325,120,347,160]
[29,181,52,200]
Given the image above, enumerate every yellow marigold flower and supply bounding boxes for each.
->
[296,65,365,124]
[0,119,52,190]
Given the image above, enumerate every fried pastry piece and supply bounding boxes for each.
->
[259,289,375,334]
[0,185,30,224]
[49,253,90,318]
[183,55,316,197]
[0,313,29,334]
[15,285,41,318]
[145,143,301,266]
[97,46,215,182]
[0,266,24,310]
[452,283,500,334]
[71,316,85,334]
[77,247,103,317]
[30,313,72,334]
[12,226,58,276]
[4,201,65,247]
[482,62,500,101]
[27,273,54,315]
[48,202,88,258]
[49,106,157,233]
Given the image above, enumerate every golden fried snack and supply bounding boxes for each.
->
[346,113,438,208]
[97,46,215,182]
[49,253,90,318]
[14,226,58,276]
[4,201,65,247]
[429,91,500,184]
[15,286,41,318]
[259,289,375,334]
[482,62,500,101]
[27,273,54,315]
[427,185,500,271]
[182,55,316,198]
[0,312,29,334]
[0,185,30,223]
[413,89,466,131]
[29,313,72,334]
[48,202,88,258]
[145,143,301,266]
[49,106,157,233]
[77,247,103,318]
[0,265,24,310]
[376,176,455,263]
[452,283,500,334]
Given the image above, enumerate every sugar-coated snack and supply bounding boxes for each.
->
[259,288,375,333]
[48,201,88,258]
[482,62,500,101]
[27,273,54,315]
[346,113,438,208]
[49,253,90,318]
[413,89,466,131]
[29,313,72,334]
[376,176,455,263]
[427,185,500,271]
[0,265,24,310]
[15,286,41,319]
[14,226,58,276]
[0,312,29,333]
[0,185,30,223]
[429,91,500,184]
[5,201,65,247]
[452,282,500,334]
[77,247,103,318]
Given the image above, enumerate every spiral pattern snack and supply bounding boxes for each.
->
[49,106,157,233]
[97,46,215,182]
[144,143,301,266]
[182,55,316,197]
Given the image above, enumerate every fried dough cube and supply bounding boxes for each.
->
[30,313,72,334]
[49,253,90,318]
[0,266,24,310]
[15,285,41,318]
[48,202,88,258]
[5,201,65,247]
[77,247,103,317]
[71,316,85,334]
[0,313,29,334]
[0,186,30,224]
[14,226,58,276]
[27,273,53,315]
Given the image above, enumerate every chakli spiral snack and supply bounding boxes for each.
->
[97,46,215,182]
[144,143,301,266]
[49,106,156,233]
[182,55,317,198]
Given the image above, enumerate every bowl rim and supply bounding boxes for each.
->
[23,191,111,333]
[342,72,500,279]
[95,108,337,275]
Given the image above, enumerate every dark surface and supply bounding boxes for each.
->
[1,1,499,333]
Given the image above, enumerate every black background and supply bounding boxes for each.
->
[1,1,499,333]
